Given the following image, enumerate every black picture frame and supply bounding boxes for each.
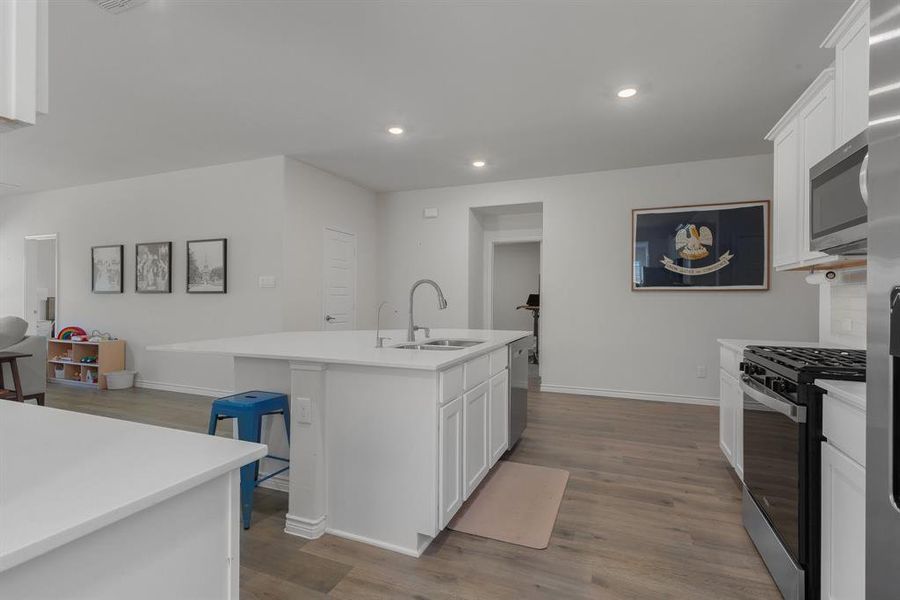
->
[187,238,227,294]
[91,244,124,294]
[631,200,771,291]
[135,241,173,294]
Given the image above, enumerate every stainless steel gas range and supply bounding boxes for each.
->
[740,346,866,600]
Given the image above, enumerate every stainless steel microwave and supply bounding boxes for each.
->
[809,130,868,255]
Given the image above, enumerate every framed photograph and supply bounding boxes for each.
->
[136,242,172,293]
[187,238,227,293]
[632,200,770,291]
[92,245,124,294]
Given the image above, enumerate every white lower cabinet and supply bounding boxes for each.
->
[463,381,490,498]
[718,343,744,479]
[719,370,735,465]
[438,396,463,528]
[438,353,510,528]
[821,442,865,600]
[489,371,509,464]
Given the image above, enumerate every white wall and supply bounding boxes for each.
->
[282,158,378,332]
[492,242,540,331]
[0,156,377,395]
[377,154,819,403]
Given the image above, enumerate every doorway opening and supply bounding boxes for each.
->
[469,203,543,376]
[24,234,58,337]
[491,241,541,363]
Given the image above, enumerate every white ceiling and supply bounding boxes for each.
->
[0,0,851,196]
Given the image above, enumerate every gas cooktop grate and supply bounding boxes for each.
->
[745,346,867,373]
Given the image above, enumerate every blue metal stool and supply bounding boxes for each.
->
[208,391,290,529]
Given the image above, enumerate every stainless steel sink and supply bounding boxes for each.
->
[391,343,463,351]
[423,339,485,348]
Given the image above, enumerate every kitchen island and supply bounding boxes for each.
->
[150,329,531,556]
[0,402,266,600]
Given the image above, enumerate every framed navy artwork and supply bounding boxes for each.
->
[631,200,770,291]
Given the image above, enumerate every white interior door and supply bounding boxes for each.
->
[23,234,57,336]
[322,227,357,330]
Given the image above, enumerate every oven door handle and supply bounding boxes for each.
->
[740,375,807,423]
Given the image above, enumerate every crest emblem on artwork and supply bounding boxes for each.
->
[675,224,713,260]
[660,223,735,276]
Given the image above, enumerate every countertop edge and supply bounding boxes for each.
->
[815,379,867,412]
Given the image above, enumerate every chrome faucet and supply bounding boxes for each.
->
[407,279,448,342]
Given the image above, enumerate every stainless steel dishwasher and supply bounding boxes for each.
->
[508,336,533,449]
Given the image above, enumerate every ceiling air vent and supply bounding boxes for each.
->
[92,0,149,14]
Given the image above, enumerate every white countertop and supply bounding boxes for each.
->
[816,379,866,412]
[0,403,266,573]
[148,329,532,371]
[717,338,844,353]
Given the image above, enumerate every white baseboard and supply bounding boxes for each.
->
[284,513,327,539]
[325,527,424,558]
[539,383,718,406]
[256,472,290,494]
[134,378,233,398]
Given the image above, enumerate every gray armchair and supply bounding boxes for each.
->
[0,316,47,404]
[3,336,48,401]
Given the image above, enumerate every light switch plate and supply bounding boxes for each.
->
[296,397,312,424]
[258,275,277,288]
[423,207,439,219]
[696,365,707,379]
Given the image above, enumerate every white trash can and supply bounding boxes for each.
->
[106,370,136,390]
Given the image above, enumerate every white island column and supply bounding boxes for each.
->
[285,361,328,538]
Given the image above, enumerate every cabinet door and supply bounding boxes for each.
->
[730,374,744,480]
[772,122,800,268]
[799,79,836,262]
[439,396,463,528]
[821,442,865,600]
[489,370,509,466]
[719,370,735,466]
[463,381,490,499]
[834,9,870,145]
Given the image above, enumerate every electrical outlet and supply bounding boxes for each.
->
[696,365,707,379]
[296,397,312,424]
[258,275,277,288]
[841,319,853,333]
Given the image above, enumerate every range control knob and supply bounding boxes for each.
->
[772,379,786,393]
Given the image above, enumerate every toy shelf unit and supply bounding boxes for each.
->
[47,340,126,390]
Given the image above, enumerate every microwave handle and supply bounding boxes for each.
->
[860,152,870,206]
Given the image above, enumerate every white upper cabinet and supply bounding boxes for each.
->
[766,69,837,270]
[765,0,870,270]
[0,0,48,129]
[798,75,836,263]
[772,122,800,268]
[823,0,870,145]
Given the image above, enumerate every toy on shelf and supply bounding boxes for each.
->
[57,326,87,341]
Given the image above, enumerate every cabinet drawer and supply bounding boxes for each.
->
[720,346,741,378]
[490,347,508,375]
[440,365,464,404]
[465,355,491,391]
[823,396,865,467]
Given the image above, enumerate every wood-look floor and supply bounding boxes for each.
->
[43,382,779,599]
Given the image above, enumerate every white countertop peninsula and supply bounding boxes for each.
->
[0,402,266,599]
[150,329,532,557]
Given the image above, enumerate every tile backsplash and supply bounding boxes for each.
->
[819,270,866,349]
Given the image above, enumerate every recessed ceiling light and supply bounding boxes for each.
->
[472,160,486,168]
[617,87,638,99]
[387,126,404,135]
